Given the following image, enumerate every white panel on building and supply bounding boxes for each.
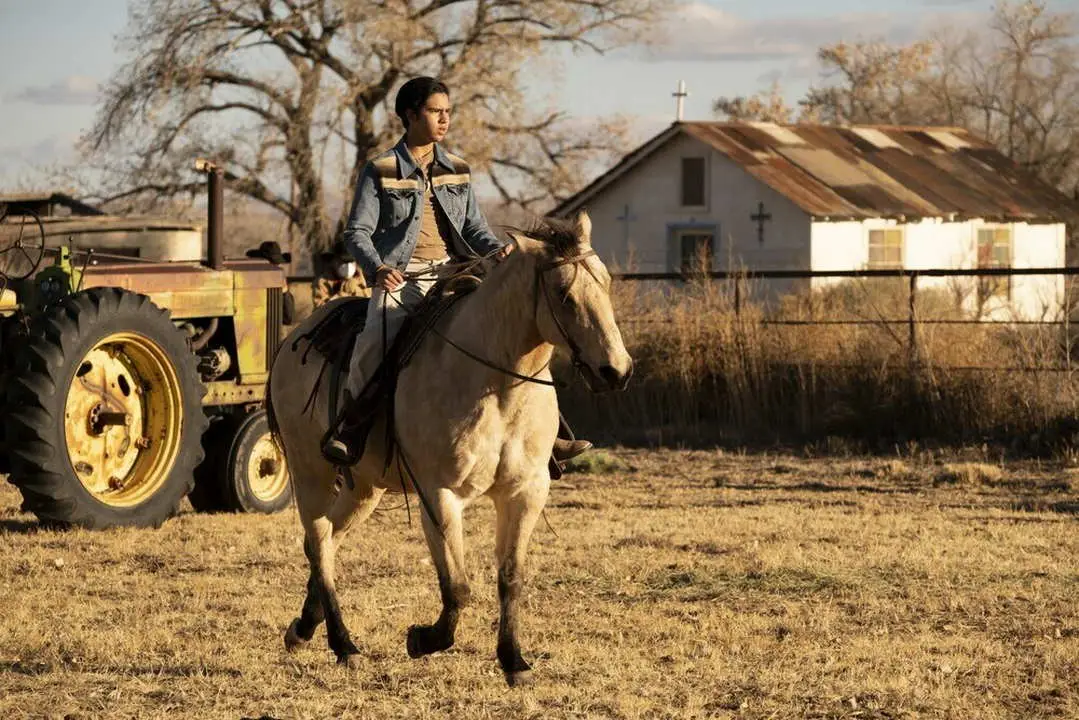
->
[851,128,903,150]
[748,122,807,146]
[926,131,971,150]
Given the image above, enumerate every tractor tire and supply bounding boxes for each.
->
[188,415,232,512]
[4,288,207,529]
[221,409,291,514]
[190,410,291,514]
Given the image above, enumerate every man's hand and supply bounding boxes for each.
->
[376,265,405,291]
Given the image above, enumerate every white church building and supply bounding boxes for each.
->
[552,121,1079,320]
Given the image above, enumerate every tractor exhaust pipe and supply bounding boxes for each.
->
[195,158,225,270]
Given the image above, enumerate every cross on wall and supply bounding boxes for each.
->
[616,204,637,245]
[751,201,772,243]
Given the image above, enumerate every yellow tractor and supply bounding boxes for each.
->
[0,161,294,528]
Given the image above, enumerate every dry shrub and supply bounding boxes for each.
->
[934,462,1005,485]
[874,459,917,480]
[560,277,1079,455]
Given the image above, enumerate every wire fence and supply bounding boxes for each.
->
[610,266,1079,374]
[287,265,1079,374]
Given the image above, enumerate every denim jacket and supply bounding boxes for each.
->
[343,137,504,284]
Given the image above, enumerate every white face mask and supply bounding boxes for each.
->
[334,261,356,280]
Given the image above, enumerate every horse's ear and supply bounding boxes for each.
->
[574,211,592,246]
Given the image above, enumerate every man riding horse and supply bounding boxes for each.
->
[322,76,591,469]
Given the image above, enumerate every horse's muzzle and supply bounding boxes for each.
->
[598,360,633,392]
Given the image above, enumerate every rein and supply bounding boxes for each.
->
[387,247,599,389]
[536,250,598,378]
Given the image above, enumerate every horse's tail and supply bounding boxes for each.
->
[265,381,280,439]
[264,346,289,474]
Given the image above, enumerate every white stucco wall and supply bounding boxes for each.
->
[572,129,1066,320]
[810,219,1066,320]
[579,133,812,276]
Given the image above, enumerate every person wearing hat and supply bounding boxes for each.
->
[322,75,591,468]
[312,239,370,308]
[246,240,292,265]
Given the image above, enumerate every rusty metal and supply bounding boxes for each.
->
[554,122,1079,223]
[0,192,104,218]
[0,206,46,280]
[194,158,226,270]
[208,168,225,270]
[90,407,129,434]
[203,380,265,405]
[79,260,284,323]
[189,317,219,352]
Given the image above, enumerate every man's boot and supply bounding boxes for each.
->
[553,438,592,462]
[321,392,369,466]
[552,413,591,463]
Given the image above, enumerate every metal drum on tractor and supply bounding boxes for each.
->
[0,161,295,529]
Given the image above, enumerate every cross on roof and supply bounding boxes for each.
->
[673,80,688,121]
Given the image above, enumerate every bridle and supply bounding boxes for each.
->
[419,247,600,388]
[534,249,599,381]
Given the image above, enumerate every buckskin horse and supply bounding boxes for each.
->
[267,212,632,686]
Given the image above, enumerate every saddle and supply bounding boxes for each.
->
[294,275,481,474]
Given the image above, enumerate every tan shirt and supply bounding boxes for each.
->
[413,159,452,262]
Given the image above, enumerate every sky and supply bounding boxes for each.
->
[0,0,1073,189]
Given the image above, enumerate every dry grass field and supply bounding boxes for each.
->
[1,449,1076,719]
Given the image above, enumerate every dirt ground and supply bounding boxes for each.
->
[0,448,1076,719]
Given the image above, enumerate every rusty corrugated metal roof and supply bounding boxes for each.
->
[0,191,104,217]
[553,121,1079,223]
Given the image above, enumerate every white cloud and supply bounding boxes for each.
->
[7,75,100,106]
[644,3,943,63]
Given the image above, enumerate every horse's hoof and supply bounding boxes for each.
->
[407,624,451,658]
[284,619,308,652]
[337,653,363,671]
[505,669,534,688]
[406,625,428,658]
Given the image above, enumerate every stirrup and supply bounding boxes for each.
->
[322,437,359,466]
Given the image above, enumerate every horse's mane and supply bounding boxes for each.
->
[508,217,579,256]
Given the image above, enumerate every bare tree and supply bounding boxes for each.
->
[799,1,1079,197]
[713,80,797,124]
[801,41,943,125]
[971,0,1079,193]
[85,0,671,250]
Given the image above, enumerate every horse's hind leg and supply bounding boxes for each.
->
[284,539,326,651]
[290,473,384,668]
[407,488,471,658]
[492,476,550,687]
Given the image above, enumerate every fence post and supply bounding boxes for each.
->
[734,275,742,316]
[1066,275,1073,373]
[908,273,919,372]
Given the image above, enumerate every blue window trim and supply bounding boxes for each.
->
[667,222,719,273]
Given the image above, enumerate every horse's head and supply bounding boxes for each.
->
[513,212,633,392]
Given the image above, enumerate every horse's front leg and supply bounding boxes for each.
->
[492,475,550,687]
[408,487,471,658]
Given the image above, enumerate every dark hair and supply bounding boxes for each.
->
[395,77,450,129]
